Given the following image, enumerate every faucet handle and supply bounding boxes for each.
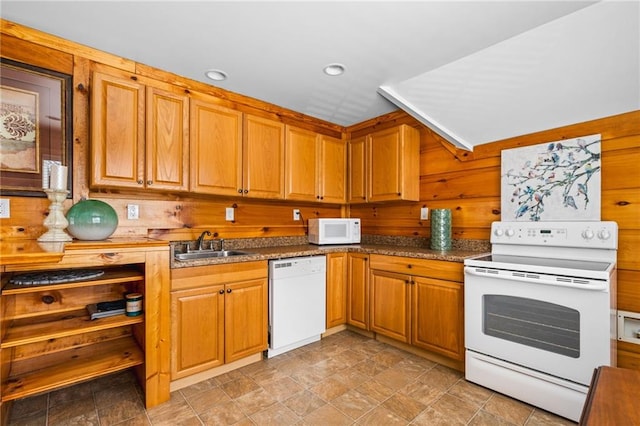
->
[219,238,225,251]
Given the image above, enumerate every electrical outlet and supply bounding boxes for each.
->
[0,199,10,218]
[226,207,235,221]
[293,209,301,221]
[127,204,139,220]
[420,207,429,220]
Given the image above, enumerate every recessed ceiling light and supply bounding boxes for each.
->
[205,69,228,81]
[323,63,345,76]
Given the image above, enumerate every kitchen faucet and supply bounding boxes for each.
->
[196,230,212,251]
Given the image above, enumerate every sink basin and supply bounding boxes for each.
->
[174,250,255,261]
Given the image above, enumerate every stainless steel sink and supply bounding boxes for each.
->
[174,250,255,261]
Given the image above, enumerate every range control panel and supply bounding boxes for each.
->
[490,221,618,249]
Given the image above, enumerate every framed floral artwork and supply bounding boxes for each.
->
[501,134,601,221]
[0,59,72,197]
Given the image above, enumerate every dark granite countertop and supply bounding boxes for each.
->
[170,242,489,269]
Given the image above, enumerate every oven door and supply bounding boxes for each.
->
[464,266,614,386]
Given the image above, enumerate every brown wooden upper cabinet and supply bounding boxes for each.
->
[190,99,286,198]
[285,126,346,203]
[189,93,243,196]
[348,124,420,203]
[242,115,286,199]
[91,69,189,191]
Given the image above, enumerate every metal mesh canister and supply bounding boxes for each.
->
[430,209,452,250]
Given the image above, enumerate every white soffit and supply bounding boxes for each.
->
[379,1,640,150]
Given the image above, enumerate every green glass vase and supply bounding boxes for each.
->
[66,199,118,240]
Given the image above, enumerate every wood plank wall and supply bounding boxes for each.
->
[1,19,639,368]
[349,110,640,369]
[0,19,343,242]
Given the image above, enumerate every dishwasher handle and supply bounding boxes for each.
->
[464,266,608,291]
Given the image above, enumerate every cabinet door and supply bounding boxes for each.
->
[284,126,318,201]
[318,135,347,203]
[370,269,411,343]
[348,135,368,203]
[190,97,243,195]
[171,285,225,379]
[412,276,464,360]
[225,278,268,363]
[368,124,419,202]
[347,253,369,330]
[243,115,285,199]
[91,71,145,188]
[326,253,348,328]
[146,86,189,191]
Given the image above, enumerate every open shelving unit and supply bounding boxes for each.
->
[1,264,147,404]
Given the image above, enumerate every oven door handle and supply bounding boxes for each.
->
[464,267,608,291]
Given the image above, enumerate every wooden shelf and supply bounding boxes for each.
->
[2,336,144,402]
[1,309,144,348]
[1,267,144,295]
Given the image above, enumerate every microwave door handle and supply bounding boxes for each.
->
[464,267,608,291]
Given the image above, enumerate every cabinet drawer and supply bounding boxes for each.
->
[5,250,147,272]
[369,254,463,282]
[171,260,268,291]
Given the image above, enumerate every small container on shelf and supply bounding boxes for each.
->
[126,292,143,317]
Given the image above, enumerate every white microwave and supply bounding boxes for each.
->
[308,218,361,245]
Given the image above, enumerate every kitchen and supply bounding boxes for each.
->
[1,1,639,425]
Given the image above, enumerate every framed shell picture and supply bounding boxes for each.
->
[501,134,601,222]
[0,59,72,197]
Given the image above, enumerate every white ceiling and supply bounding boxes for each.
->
[2,1,639,150]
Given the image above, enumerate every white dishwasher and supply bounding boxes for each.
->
[267,255,326,358]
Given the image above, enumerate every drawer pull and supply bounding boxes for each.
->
[42,295,56,304]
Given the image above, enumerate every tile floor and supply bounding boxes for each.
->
[7,330,576,425]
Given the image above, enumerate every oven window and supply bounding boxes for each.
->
[483,295,580,358]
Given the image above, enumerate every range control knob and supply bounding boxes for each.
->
[493,228,504,237]
[505,228,515,237]
[582,229,595,240]
[598,229,611,240]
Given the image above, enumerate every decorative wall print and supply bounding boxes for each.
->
[501,134,601,221]
[0,59,72,197]
[0,86,39,172]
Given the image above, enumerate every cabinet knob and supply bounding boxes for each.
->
[137,180,143,185]
[227,288,232,293]
[219,289,224,294]
[147,180,153,185]
[244,189,248,194]
[238,189,243,194]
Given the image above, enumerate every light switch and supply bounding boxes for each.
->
[420,207,429,220]
[226,207,234,221]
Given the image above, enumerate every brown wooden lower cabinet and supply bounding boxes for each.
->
[326,253,348,328]
[370,270,411,342]
[347,253,370,330]
[170,261,268,380]
[412,276,464,360]
[171,285,225,377]
[368,254,464,361]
